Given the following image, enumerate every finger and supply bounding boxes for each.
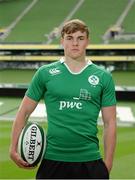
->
[17,157,37,169]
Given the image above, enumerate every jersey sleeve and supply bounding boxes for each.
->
[25,67,47,102]
[101,73,117,107]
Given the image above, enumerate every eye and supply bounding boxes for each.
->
[66,36,72,40]
[79,36,85,40]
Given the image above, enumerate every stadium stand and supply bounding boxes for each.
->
[0,42,135,101]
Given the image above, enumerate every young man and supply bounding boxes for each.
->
[10,19,116,179]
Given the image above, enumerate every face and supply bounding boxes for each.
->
[61,31,89,59]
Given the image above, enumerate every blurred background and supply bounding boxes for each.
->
[0,0,135,179]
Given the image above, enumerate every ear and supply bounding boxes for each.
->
[60,37,63,43]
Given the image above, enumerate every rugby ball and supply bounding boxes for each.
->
[18,122,46,166]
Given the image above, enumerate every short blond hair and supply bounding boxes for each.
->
[61,19,89,38]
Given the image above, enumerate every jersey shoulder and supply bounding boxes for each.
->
[87,63,114,86]
[37,61,62,74]
[90,63,112,77]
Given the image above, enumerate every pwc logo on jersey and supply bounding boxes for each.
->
[59,89,92,110]
[49,68,61,75]
[88,75,99,86]
[59,101,82,110]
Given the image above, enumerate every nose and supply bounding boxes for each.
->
[72,39,78,46]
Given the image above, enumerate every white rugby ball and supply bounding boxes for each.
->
[18,122,46,166]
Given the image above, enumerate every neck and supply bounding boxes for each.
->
[64,55,88,73]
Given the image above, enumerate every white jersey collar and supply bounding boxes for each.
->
[60,57,92,66]
[60,57,92,75]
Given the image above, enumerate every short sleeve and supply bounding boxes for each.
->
[101,74,116,107]
[25,68,47,102]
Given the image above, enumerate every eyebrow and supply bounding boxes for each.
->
[66,35,85,38]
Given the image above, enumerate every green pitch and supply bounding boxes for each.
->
[0,121,135,179]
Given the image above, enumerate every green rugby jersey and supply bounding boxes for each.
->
[26,58,116,162]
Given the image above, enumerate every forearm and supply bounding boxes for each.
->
[10,96,38,151]
[103,121,116,172]
[10,109,29,152]
[9,96,38,168]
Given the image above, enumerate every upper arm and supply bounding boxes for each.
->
[101,105,116,125]
[18,96,38,116]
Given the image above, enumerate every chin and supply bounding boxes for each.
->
[70,54,82,59]
[70,56,80,60]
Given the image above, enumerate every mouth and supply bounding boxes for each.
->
[71,49,79,51]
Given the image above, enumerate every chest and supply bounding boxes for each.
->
[45,72,103,101]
